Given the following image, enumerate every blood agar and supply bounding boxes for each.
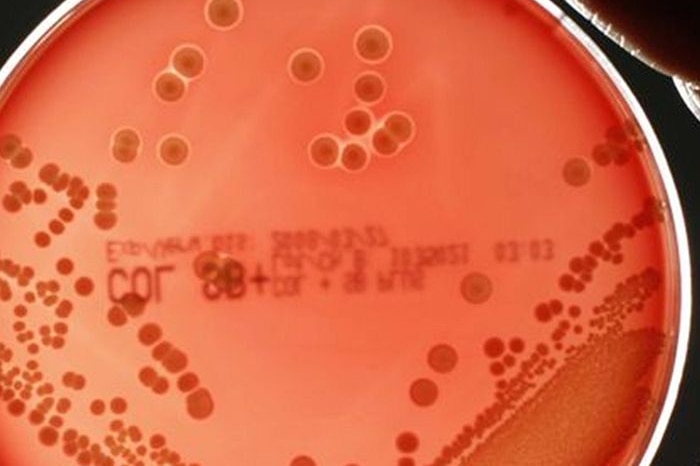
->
[0,0,690,465]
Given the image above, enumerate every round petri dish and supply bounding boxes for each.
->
[0,0,691,465]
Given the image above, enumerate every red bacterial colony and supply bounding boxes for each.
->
[0,0,687,465]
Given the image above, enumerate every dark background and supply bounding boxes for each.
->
[0,0,698,464]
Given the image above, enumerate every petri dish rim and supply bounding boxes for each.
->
[0,1,692,465]
[555,9,692,466]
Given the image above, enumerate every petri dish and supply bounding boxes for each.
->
[0,0,691,465]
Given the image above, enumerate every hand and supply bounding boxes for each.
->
[565,0,700,85]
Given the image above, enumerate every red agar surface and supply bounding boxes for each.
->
[0,0,684,465]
